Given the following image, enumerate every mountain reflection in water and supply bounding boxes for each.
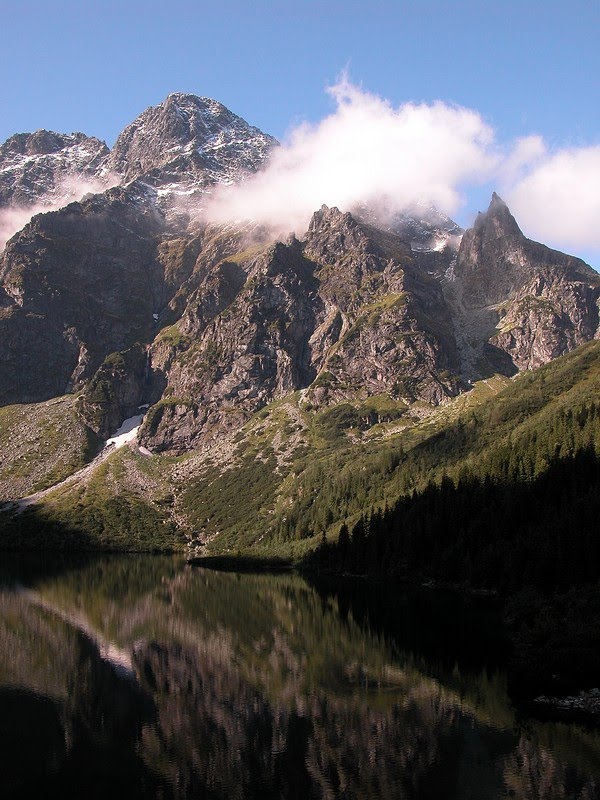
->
[0,555,598,799]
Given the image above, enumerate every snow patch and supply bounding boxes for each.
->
[106,415,143,449]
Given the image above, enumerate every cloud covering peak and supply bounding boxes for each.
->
[203,77,600,265]
[204,76,498,235]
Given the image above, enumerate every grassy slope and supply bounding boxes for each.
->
[3,340,600,557]
[0,445,182,552]
[0,395,99,502]
[181,340,600,559]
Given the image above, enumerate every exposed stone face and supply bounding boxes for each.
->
[0,130,110,209]
[492,271,600,371]
[0,95,277,418]
[355,200,463,255]
[452,193,600,375]
[303,205,412,311]
[303,208,461,406]
[0,186,167,403]
[140,208,463,451]
[142,239,323,451]
[454,193,535,308]
[106,93,276,190]
[77,344,150,439]
[1,94,599,457]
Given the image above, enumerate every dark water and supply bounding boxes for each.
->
[0,555,598,799]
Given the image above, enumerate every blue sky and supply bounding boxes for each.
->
[1,0,599,263]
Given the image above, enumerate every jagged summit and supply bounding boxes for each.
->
[0,130,109,208]
[458,193,596,299]
[105,92,276,188]
[304,204,412,266]
[162,92,246,121]
[304,205,377,266]
[0,130,102,157]
[472,192,522,239]
[448,192,600,374]
[457,192,598,288]
[306,205,358,237]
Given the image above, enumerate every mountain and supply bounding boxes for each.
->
[0,93,276,249]
[0,93,599,564]
[106,92,276,193]
[450,192,600,375]
[0,185,167,404]
[0,94,277,409]
[0,130,109,209]
[139,205,463,452]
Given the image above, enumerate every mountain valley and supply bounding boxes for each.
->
[0,92,599,571]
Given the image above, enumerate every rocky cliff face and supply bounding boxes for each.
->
[77,344,150,439]
[303,207,462,405]
[451,193,600,375]
[0,96,598,456]
[0,130,110,209]
[139,206,464,452]
[106,93,276,202]
[0,185,167,404]
[0,94,276,425]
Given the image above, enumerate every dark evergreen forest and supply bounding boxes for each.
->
[309,445,600,593]
[305,343,600,599]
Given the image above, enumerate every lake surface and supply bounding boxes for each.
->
[0,554,598,799]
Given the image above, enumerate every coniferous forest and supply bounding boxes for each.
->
[302,346,600,698]
[310,444,600,593]
[306,341,600,594]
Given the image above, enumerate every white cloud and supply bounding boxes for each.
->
[501,135,547,183]
[203,77,600,260]
[505,145,600,252]
[204,76,498,236]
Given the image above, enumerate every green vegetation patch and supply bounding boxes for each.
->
[181,451,280,552]
[156,324,191,349]
[0,447,182,552]
[0,396,99,501]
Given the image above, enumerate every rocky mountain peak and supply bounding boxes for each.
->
[0,131,109,209]
[3,130,75,157]
[446,193,600,377]
[454,193,536,307]
[306,204,356,236]
[304,205,414,275]
[105,92,276,188]
[304,205,378,261]
[473,192,523,240]
[163,92,243,129]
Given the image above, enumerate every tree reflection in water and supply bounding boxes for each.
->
[0,555,598,799]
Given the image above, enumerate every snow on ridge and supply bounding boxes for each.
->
[106,91,276,189]
[0,131,115,249]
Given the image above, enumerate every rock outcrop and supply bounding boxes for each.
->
[77,344,150,439]
[0,186,167,403]
[0,95,599,457]
[140,207,463,452]
[0,130,110,209]
[106,92,276,193]
[452,193,600,374]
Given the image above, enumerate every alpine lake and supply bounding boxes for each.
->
[0,554,598,799]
